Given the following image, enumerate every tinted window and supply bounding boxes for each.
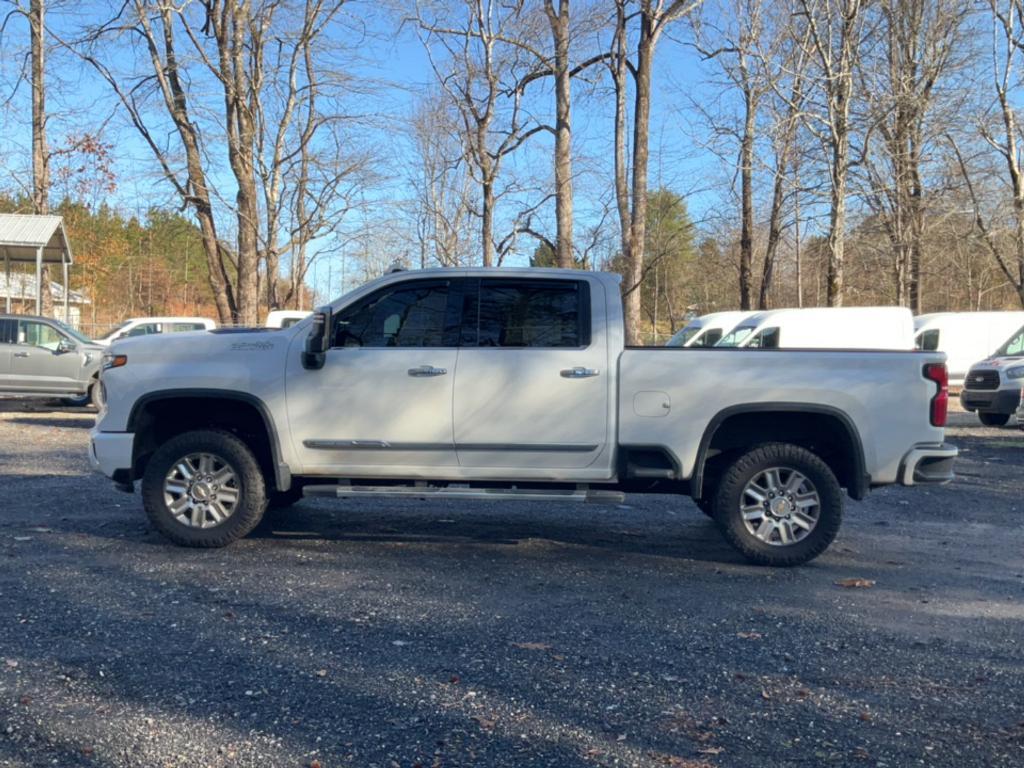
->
[0,319,16,345]
[334,281,454,348]
[126,323,160,337]
[717,325,755,347]
[471,279,586,348]
[916,329,940,351]
[666,326,699,347]
[170,323,205,332]
[695,328,723,347]
[747,327,780,349]
[19,320,62,350]
[995,326,1024,356]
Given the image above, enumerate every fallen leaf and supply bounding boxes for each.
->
[835,578,876,589]
[449,675,460,684]
[761,688,772,700]
[858,711,873,722]
[310,761,322,768]
[511,642,552,651]
[698,746,725,755]
[472,715,497,730]
[4,659,17,668]
[736,631,762,640]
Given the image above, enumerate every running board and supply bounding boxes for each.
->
[302,483,625,504]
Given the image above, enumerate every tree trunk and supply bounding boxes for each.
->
[481,176,495,268]
[547,0,575,268]
[612,1,631,268]
[624,16,656,346]
[738,86,755,310]
[29,0,54,316]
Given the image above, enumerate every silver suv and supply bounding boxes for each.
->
[0,314,103,407]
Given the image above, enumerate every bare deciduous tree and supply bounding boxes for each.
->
[797,0,866,307]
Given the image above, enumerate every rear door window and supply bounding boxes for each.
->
[126,323,161,337]
[0,319,16,344]
[466,279,589,348]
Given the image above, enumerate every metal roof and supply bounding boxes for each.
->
[0,213,74,265]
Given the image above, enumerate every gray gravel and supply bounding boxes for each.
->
[0,400,1022,768]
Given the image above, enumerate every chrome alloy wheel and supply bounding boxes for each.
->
[163,453,240,528]
[740,467,821,546]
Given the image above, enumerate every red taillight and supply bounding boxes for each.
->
[924,362,948,427]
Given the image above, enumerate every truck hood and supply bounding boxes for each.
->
[109,327,290,360]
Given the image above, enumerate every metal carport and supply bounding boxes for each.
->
[0,213,74,318]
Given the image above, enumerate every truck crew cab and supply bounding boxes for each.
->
[90,269,957,566]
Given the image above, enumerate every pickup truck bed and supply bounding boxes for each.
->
[90,268,956,566]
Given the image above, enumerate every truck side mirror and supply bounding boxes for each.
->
[301,307,331,370]
[57,338,77,354]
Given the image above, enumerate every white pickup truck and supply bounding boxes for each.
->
[90,268,957,566]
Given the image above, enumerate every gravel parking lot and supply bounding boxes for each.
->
[0,402,1022,768]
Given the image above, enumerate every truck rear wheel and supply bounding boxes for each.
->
[141,429,267,548]
[978,411,1010,427]
[712,443,842,567]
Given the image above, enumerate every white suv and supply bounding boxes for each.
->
[93,317,216,346]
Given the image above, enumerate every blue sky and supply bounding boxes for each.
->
[0,1,731,302]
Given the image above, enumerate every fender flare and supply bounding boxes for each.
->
[127,388,290,491]
[690,402,869,501]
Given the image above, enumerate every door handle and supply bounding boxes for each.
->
[560,367,599,379]
[13,352,29,358]
[408,365,447,377]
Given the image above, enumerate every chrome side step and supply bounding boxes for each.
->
[302,483,625,504]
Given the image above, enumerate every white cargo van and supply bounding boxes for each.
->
[913,312,1024,387]
[716,307,915,350]
[666,311,752,348]
[960,323,1024,426]
[265,310,312,329]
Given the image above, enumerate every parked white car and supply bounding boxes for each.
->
[265,310,311,329]
[666,311,753,348]
[716,307,915,350]
[914,312,1024,387]
[94,317,216,346]
[90,268,956,566]
[960,323,1024,426]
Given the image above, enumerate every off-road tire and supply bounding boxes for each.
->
[712,442,842,567]
[142,429,267,548]
[62,379,101,409]
[978,411,1010,427]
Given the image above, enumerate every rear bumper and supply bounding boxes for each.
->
[89,428,134,482]
[960,388,1019,414]
[898,443,958,486]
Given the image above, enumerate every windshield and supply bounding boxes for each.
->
[716,325,756,347]
[96,320,131,340]
[55,321,94,345]
[666,326,700,347]
[994,325,1024,357]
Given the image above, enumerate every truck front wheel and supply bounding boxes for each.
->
[977,411,1010,427]
[712,443,842,567]
[141,429,267,547]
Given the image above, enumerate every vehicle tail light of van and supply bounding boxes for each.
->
[923,362,949,427]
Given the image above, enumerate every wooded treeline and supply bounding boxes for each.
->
[2,0,1024,341]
